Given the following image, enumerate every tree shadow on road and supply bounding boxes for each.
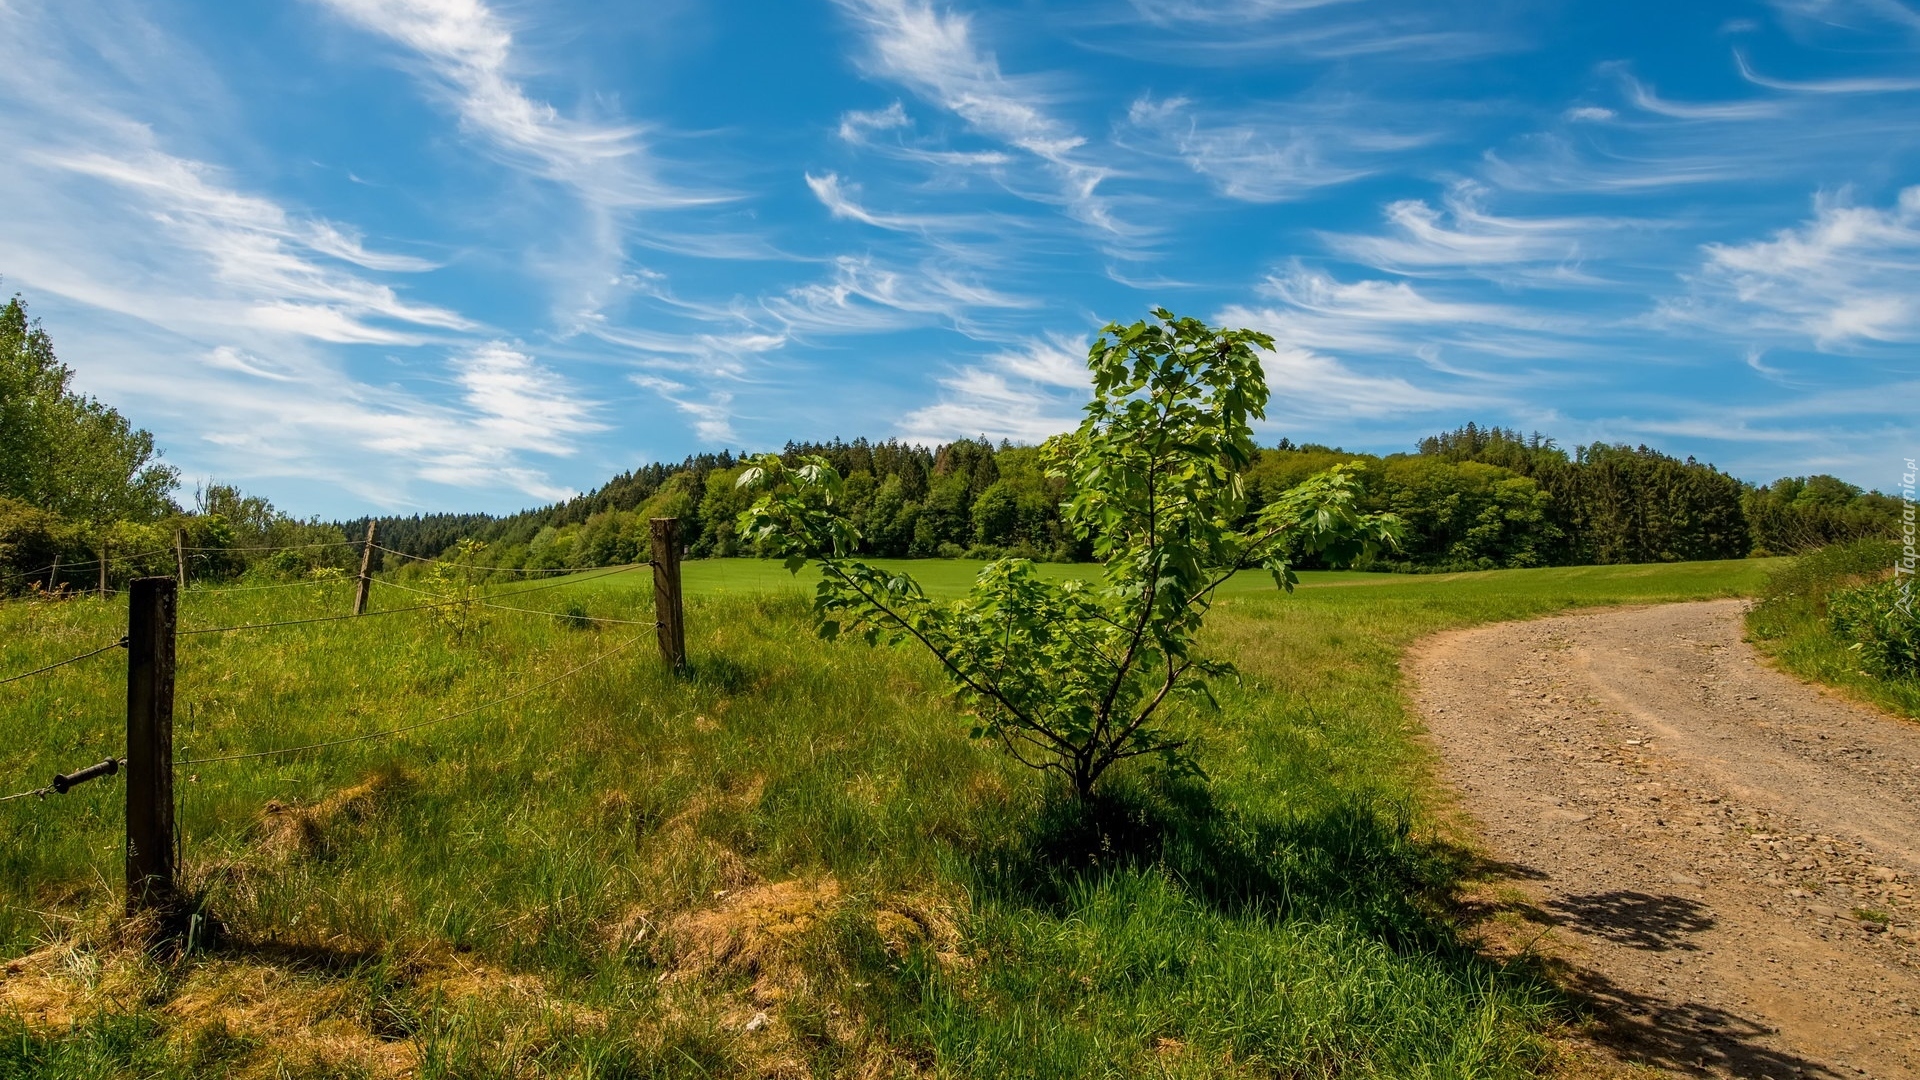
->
[1464,878,1846,1078]
[1561,963,1845,1079]
[1548,890,1717,952]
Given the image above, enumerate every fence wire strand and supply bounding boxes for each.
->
[179,598,470,636]
[0,637,127,686]
[372,544,605,575]
[181,540,359,552]
[373,567,658,626]
[176,633,647,766]
[192,577,352,595]
[0,784,53,803]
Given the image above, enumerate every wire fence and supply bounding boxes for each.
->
[3,537,671,802]
[1,547,173,585]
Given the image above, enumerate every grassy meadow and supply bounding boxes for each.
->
[0,557,1774,1078]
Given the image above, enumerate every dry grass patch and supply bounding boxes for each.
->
[253,766,408,864]
[666,877,844,989]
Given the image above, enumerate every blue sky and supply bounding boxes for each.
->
[0,0,1915,517]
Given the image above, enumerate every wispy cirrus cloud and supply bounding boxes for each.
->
[1250,267,1560,355]
[31,147,467,345]
[1663,186,1920,348]
[1765,0,1920,34]
[898,333,1090,444]
[0,0,617,506]
[831,0,1118,232]
[1122,95,1432,202]
[452,341,605,455]
[1733,50,1920,93]
[1619,74,1782,121]
[310,0,718,210]
[1087,0,1516,62]
[1125,0,1359,21]
[1323,183,1620,278]
[763,254,1032,338]
[805,171,998,237]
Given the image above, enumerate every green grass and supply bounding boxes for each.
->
[0,557,1772,1078]
[1744,541,1920,719]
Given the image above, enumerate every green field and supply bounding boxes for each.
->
[0,557,1774,1078]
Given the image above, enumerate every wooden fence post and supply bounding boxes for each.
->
[650,518,686,670]
[353,521,376,616]
[48,556,58,593]
[125,576,177,918]
[174,529,189,588]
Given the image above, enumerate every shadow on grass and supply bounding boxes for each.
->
[971,777,1516,954]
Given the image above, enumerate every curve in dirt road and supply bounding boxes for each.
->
[1408,598,1920,1079]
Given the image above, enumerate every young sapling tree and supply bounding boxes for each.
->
[739,310,1400,800]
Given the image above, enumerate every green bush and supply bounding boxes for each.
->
[1828,578,1919,679]
[1747,538,1919,717]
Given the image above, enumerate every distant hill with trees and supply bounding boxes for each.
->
[353,423,1902,578]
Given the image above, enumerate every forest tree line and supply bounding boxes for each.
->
[357,424,1903,578]
[0,290,1905,592]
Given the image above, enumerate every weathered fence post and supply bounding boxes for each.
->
[125,576,177,918]
[47,556,58,593]
[650,518,686,670]
[98,544,109,599]
[174,529,189,588]
[353,521,376,616]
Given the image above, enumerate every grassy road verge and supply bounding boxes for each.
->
[1743,543,1920,720]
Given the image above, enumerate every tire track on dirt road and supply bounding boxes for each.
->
[1408,599,1920,1078]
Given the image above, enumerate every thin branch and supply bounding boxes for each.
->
[823,560,1076,755]
[1093,656,1193,776]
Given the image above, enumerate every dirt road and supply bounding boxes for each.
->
[1408,599,1920,1078]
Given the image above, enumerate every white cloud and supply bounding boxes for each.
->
[1621,75,1781,120]
[1256,267,1550,342]
[764,254,1031,337]
[808,171,897,229]
[838,101,911,142]
[1091,0,1514,63]
[1565,106,1616,122]
[1666,187,1920,348]
[452,341,604,454]
[631,374,737,442]
[831,0,1117,231]
[897,334,1091,444]
[1480,138,1745,194]
[1126,0,1360,20]
[311,0,713,210]
[22,145,468,345]
[1765,0,1920,33]
[805,170,989,235]
[1123,95,1428,202]
[0,0,624,509]
[1323,183,1617,273]
[1733,50,1920,93]
[1210,267,1584,396]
